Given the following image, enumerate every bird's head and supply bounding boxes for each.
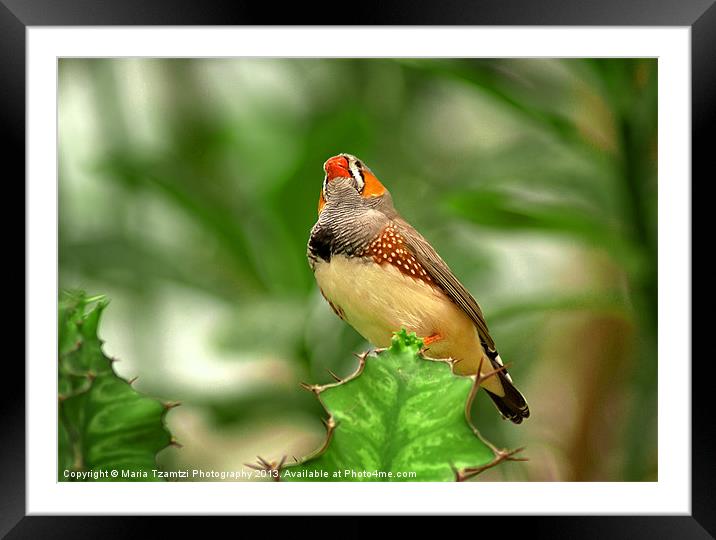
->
[318,153,389,214]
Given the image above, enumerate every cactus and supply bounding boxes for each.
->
[253,329,524,481]
[58,291,175,481]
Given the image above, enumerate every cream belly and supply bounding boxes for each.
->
[313,255,503,395]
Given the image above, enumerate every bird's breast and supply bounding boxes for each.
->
[313,255,476,352]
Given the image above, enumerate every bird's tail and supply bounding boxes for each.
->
[483,355,530,424]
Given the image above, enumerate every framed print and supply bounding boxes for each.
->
[6,0,707,536]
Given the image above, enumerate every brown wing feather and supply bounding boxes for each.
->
[392,218,496,350]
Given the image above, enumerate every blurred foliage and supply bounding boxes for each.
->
[58,291,173,481]
[278,330,514,482]
[59,58,657,481]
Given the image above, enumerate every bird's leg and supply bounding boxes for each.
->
[422,333,443,346]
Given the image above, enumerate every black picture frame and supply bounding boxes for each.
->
[6,1,706,536]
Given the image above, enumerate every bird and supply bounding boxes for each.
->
[307,153,529,424]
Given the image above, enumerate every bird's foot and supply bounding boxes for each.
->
[422,333,443,346]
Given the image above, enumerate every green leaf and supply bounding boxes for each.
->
[58,291,174,481]
[444,188,644,272]
[272,330,521,482]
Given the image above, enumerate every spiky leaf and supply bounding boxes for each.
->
[277,330,520,482]
[58,291,174,481]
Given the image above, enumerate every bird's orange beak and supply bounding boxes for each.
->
[324,155,351,181]
[320,155,350,214]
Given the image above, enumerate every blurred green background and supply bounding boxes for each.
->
[58,58,657,481]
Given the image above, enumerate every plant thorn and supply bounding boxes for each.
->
[299,382,320,394]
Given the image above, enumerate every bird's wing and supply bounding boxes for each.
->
[394,218,496,351]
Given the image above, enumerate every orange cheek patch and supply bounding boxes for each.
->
[362,171,386,198]
[318,192,326,214]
